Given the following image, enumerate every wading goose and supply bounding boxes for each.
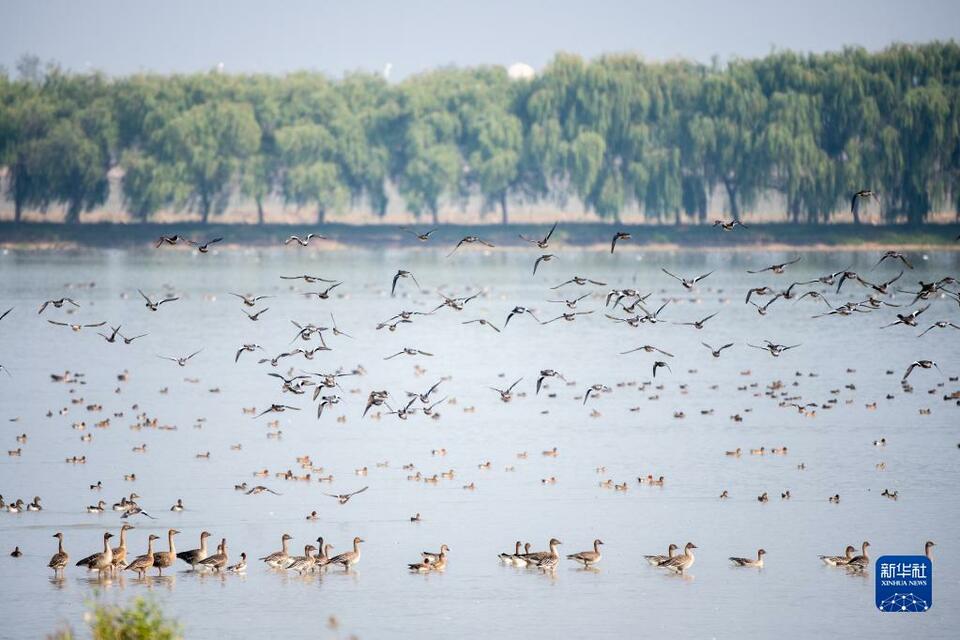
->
[314,542,335,571]
[125,534,159,579]
[328,537,364,570]
[153,529,180,576]
[177,531,211,569]
[819,546,856,566]
[531,539,562,571]
[286,545,317,574]
[48,532,69,577]
[845,541,871,573]
[567,539,604,567]
[76,532,114,577]
[644,543,678,566]
[658,542,696,574]
[109,524,135,569]
[730,549,765,568]
[199,539,228,572]
[260,533,294,568]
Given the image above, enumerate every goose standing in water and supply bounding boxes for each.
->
[125,534,159,579]
[199,538,229,572]
[177,530,211,569]
[567,539,604,567]
[48,533,69,577]
[819,546,856,567]
[658,542,697,574]
[530,538,562,572]
[75,532,114,577]
[260,533,294,568]
[644,543,678,566]
[286,545,317,574]
[108,524,135,571]
[730,549,766,568]
[846,541,871,573]
[314,542,336,571]
[328,537,364,571]
[153,529,180,576]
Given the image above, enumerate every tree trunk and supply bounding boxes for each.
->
[674,208,682,226]
[14,198,21,223]
[500,193,508,226]
[723,180,740,221]
[201,195,210,224]
[851,200,861,225]
[318,205,326,225]
[65,200,81,224]
[431,207,439,226]
[256,197,265,225]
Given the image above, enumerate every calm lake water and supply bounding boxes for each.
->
[0,246,958,639]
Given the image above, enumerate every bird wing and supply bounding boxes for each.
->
[661,268,682,282]
[544,221,558,242]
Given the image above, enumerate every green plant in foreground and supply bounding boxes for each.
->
[48,597,182,640]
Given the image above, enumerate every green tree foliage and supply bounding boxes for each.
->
[2,43,959,225]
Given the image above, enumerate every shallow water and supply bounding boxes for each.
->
[0,246,957,639]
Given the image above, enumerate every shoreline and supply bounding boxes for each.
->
[1,221,958,252]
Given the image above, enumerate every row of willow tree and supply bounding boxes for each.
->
[2,43,959,226]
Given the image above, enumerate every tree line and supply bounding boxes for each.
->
[1,43,958,226]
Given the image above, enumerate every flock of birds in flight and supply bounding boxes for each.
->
[0,211,955,582]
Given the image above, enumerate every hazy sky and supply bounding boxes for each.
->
[2,0,959,78]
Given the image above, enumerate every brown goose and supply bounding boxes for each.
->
[177,530,211,569]
[198,538,229,572]
[328,536,364,570]
[153,529,180,576]
[48,532,69,577]
[125,534,159,579]
[567,539,604,567]
[76,532,114,577]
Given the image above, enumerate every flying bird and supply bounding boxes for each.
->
[702,342,734,358]
[285,233,325,246]
[519,221,558,249]
[490,378,523,402]
[400,227,437,241]
[661,268,713,289]
[851,189,877,214]
[38,298,80,314]
[447,236,495,257]
[196,237,222,253]
[47,320,106,332]
[158,349,203,366]
[747,257,801,274]
[533,254,555,275]
[323,486,369,504]
[610,231,631,253]
[902,360,942,380]
[138,289,179,311]
[391,270,421,296]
